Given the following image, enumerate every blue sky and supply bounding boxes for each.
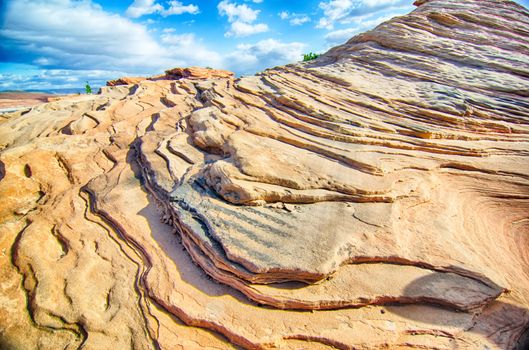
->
[1,0,528,91]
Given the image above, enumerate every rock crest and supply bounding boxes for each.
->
[106,67,234,86]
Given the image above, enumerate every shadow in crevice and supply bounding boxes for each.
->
[389,274,529,350]
[0,159,5,182]
[0,335,19,350]
[125,140,255,305]
[146,113,159,132]
[518,328,529,350]
[136,200,255,305]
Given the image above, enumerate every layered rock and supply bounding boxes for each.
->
[106,67,234,86]
[106,76,147,86]
[1,0,529,349]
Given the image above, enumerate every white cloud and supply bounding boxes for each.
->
[363,0,402,6]
[0,69,130,91]
[324,27,359,44]
[225,38,306,75]
[0,0,312,90]
[290,16,311,26]
[160,32,222,67]
[279,11,289,20]
[161,1,199,16]
[316,0,407,29]
[278,11,311,26]
[218,0,269,37]
[352,12,396,26]
[2,0,163,71]
[126,0,163,18]
[317,0,355,29]
[126,0,199,18]
[0,0,217,76]
[226,21,268,37]
[324,13,402,45]
[33,57,58,66]
[218,0,259,23]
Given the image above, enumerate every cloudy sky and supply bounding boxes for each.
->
[1,0,528,91]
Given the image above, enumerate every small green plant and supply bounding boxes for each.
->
[302,52,320,62]
[85,81,92,94]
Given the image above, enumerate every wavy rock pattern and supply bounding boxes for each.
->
[1,0,529,349]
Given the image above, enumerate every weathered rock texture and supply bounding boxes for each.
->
[106,67,234,86]
[1,0,529,349]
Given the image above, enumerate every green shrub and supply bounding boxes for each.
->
[85,81,92,94]
[302,52,320,62]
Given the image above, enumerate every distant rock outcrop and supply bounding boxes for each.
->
[106,76,147,86]
[106,67,234,86]
[165,67,234,80]
[0,92,57,112]
[1,0,528,349]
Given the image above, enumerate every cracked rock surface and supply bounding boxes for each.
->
[1,0,529,349]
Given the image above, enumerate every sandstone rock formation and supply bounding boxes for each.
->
[1,0,529,349]
[106,76,147,86]
[106,67,234,87]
